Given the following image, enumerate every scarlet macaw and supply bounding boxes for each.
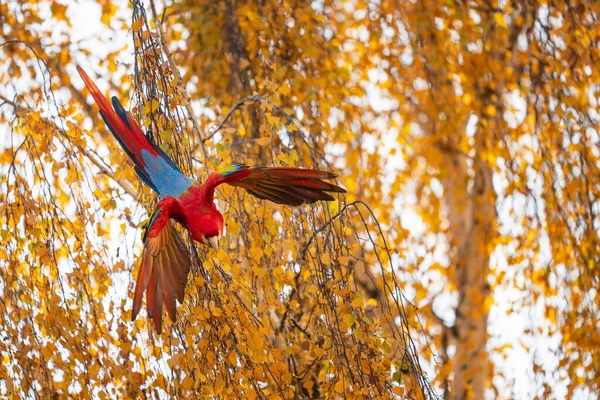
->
[77,66,345,331]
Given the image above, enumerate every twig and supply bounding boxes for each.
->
[299,200,357,258]
[205,95,266,142]
[148,0,207,160]
[0,93,140,201]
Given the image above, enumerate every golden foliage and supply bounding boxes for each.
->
[1,0,600,398]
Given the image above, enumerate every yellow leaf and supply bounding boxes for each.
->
[366,298,378,308]
[342,313,356,327]
[97,223,109,237]
[250,246,263,261]
[217,248,230,264]
[485,105,497,117]
[278,84,291,96]
[100,198,115,210]
[303,380,314,390]
[181,376,193,389]
[255,137,271,146]
[51,3,68,20]
[159,130,172,141]
[41,343,56,359]
[267,114,279,126]
[101,3,118,26]
[392,386,405,396]
[493,12,507,28]
[338,256,350,265]
[228,352,237,365]
[132,18,144,32]
[351,296,363,308]
[277,150,298,166]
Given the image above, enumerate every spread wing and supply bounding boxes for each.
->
[205,164,346,206]
[132,203,191,331]
[77,66,193,198]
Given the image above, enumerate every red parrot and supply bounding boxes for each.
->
[77,66,345,331]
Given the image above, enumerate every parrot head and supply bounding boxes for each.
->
[189,208,223,249]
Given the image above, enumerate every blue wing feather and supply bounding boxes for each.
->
[135,165,159,193]
[109,97,191,197]
[140,150,193,198]
[218,163,249,177]
[77,66,192,199]
[156,143,185,172]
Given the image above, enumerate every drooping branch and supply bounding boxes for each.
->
[0,93,140,201]
[148,0,207,160]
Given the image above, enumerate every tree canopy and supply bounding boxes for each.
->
[1,0,599,398]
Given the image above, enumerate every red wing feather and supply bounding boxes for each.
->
[77,66,152,158]
[223,167,346,206]
[132,204,191,332]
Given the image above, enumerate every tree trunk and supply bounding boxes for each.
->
[445,151,494,399]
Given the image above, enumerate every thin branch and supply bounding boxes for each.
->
[205,95,266,142]
[0,93,140,201]
[148,0,207,159]
[299,200,357,258]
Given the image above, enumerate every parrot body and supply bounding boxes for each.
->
[77,66,345,330]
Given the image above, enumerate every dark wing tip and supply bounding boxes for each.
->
[331,185,346,193]
[225,166,346,206]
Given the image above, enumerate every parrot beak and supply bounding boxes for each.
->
[208,236,219,249]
